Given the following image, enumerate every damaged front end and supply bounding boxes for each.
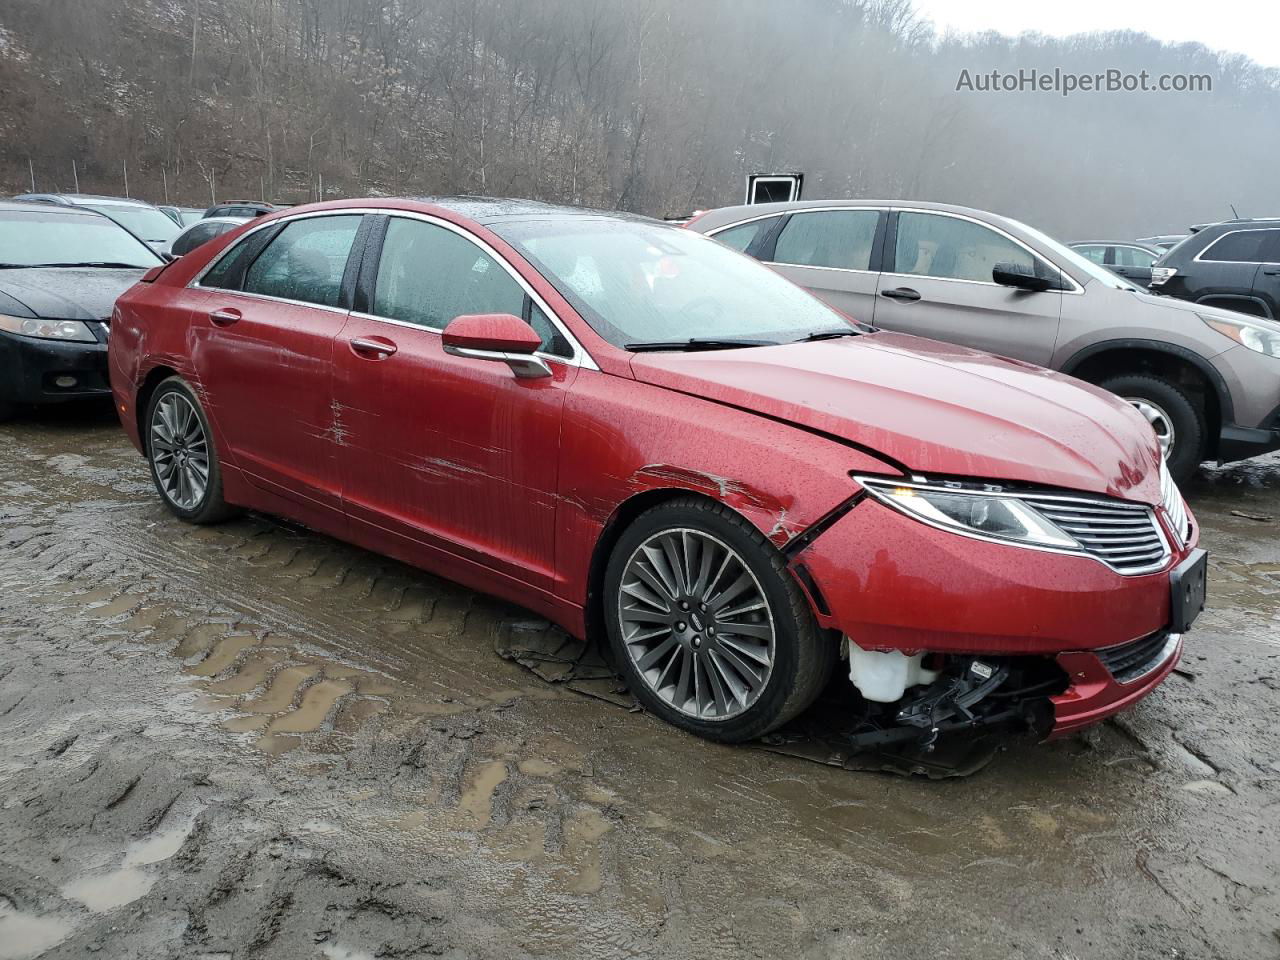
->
[839,644,1064,751]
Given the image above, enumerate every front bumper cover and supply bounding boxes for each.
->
[792,497,1198,740]
[0,327,111,405]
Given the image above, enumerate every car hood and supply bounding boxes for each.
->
[0,268,147,321]
[629,332,1163,503]
[1129,285,1280,330]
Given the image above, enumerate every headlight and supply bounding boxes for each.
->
[1199,313,1280,358]
[858,478,1079,549]
[0,314,97,343]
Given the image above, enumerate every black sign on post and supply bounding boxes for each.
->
[745,173,804,205]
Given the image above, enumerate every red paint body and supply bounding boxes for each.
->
[108,198,1199,739]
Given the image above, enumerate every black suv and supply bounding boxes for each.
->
[1150,219,1280,318]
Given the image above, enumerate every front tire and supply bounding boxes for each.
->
[603,497,835,743]
[145,377,237,524]
[1099,373,1206,484]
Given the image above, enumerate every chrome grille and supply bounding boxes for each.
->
[1023,493,1169,575]
[1160,461,1190,546]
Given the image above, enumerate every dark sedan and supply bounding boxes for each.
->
[0,201,162,421]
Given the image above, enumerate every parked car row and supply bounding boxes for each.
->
[0,192,1236,762]
[14,193,280,258]
[686,199,1280,483]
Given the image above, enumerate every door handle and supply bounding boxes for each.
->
[1262,267,1280,275]
[880,287,922,302]
[209,308,242,326]
[350,336,397,358]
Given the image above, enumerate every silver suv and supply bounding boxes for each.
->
[688,199,1280,482]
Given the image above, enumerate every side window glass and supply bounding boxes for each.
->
[1115,246,1156,268]
[773,211,879,270]
[1074,245,1107,264]
[373,218,525,331]
[1258,229,1280,263]
[1201,231,1270,263]
[713,218,776,255]
[200,230,269,290]
[895,212,1035,282]
[174,225,212,257]
[528,301,572,358]
[242,215,361,307]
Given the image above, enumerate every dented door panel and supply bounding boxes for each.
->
[189,291,348,515]
[334,314,577,591]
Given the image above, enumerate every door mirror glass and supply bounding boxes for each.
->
[993,261,1053,292]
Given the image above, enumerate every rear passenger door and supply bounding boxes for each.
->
[1110,245,1157,287]
[1252,229,1280,318]
[192,213,366,518]
[755,209,885,325]
[1191,229,1265,310]
[873,210,1065,366]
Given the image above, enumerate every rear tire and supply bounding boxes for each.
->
[603,496,835,743]
[1099,373,1206,484]
[144,377,238,524]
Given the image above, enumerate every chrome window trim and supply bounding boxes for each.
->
[193,287,351,315]
[191,207,598,371]
[1193,227,1280,265]
[888,208,1085,294]
[855,476,1172,576]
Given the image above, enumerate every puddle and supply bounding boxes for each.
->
[319,944,377,960]
[460,759,509,825]
[0,900,73,960]
[62,866,156,912]
[61,816,199,913]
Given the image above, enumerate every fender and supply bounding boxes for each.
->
[1058,338,1234,425]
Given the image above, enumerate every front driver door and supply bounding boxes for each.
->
[872,210,1064,367]
[333,214,579,591]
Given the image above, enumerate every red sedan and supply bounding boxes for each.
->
[108,198,1206,749]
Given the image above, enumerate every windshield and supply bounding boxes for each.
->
[0,210,163,267]
[495,219,859,347]
[179,210,205,226]
[84,204,181,243]
[1015,219,1141,292]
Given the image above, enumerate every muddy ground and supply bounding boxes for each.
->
[0,404,1277,960]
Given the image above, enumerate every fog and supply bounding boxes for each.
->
[1,0,1275,241]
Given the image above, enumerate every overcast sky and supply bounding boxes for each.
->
[911,0,1280,69]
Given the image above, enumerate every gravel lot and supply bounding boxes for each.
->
[1,403,1277,960]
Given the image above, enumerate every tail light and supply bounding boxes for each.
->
[1149,267,1177,286]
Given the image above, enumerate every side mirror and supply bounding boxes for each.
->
[992,261,1053,292]
[442,313,551,379]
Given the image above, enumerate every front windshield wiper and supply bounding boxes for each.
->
[795,327,862,342]
[625,338,779,352]
[19,261,152,269]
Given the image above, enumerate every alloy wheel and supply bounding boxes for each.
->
[151,392,210,511]
[1126,397,1176,461]
[617,528,776,721]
